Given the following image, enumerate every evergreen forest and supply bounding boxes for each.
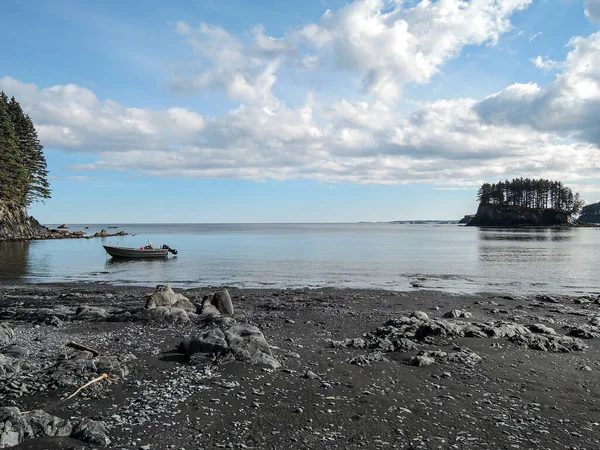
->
[0,91,50,205]
[477,178,583,215]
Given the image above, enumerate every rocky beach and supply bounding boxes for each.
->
[0,283,599,449]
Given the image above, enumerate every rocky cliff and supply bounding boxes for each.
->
[0,201,50,240]
[466,203,572,227]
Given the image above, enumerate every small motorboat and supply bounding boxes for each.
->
[103,240,178,259]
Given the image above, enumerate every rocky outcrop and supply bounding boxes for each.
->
[458,214,475,224]
[0,200,129,241]
[0,201,49,241]
[0,407,110,448]
[466,203,571,227]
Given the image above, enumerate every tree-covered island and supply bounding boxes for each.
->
[467,178,583,227]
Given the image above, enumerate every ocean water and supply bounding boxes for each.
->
[1,223,599,295]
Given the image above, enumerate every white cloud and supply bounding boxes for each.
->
[477,32,600,145]
[171,0,532,104]
[0,76,205,152]
[3,74,600,188]
[585,0,600,24]
[531,55,562,71]
[530,31,543,41]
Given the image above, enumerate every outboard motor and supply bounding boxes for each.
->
[161,245,178,255]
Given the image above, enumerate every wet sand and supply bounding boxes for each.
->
[1,283,599,449]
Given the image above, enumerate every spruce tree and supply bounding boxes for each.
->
[0,93,28,203]
[0,92,51,205]
[8,97,51,204]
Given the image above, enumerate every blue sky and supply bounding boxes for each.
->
[2,0,600,223]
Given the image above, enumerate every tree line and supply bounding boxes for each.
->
[0,92,50,205]
[477,178,583,215]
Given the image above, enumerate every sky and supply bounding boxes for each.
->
[2,0,600,223]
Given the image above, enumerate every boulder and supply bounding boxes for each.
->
[146,306,190,324]
[27,410,72,438]
[410,311,429,321]
[75,306,107,320]
[225,324,280,368]
[201,300,221,317]
[181,328,228,356]
[443,309,472,319]
[145,285,190,309]
[528,323,557,335]
[71,419,111,446]
[0,407,30,448]
[173,297,196,314]
[212,289,234,315]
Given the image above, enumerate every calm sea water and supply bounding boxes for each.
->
[1,223,599,295]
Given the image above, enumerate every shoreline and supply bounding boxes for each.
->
[1,282,599,448]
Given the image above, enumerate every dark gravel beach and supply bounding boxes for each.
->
[1,282,599,449]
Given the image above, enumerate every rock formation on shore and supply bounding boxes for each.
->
[0,201,49,241]
[466,203,571,227]
[0,200,128,241]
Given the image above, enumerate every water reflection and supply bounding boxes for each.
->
[478,228,574,242]
[0,241,30,279]
[105,257,177,269]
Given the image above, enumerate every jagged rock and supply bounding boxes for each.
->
[446,348,482,365]
[509,334,587,352]
[71,419,111,446]
[0,325,13,346]
[225,324,280,369]
[567,326,599,339]
[145,285,190,309]
[181,328,229,356]
[443,309,472,319]
[0,406,30,448]
[212,289,234,315]
[536,294,560,304]
[348,351,388,366]
[141,306,190,324]
[0,355,20,376]
[590,316,600,326]
[27,410,72,438]
[330,338,368,349]
[410,311,429,321]
[409,348,481,366]
[410,354,437,366]
[0,200,50,241]
[172,298,196,314]
[75,306,107,320]
[50,352,128,387]
[200,298,221,317]
[481,322,530,338]
[528,323,557,335]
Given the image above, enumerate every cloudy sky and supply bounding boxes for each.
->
[2,0,600,223]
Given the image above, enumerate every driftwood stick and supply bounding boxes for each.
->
[64,373,111,401]
[65,341,100,357]
[21,373,116,414]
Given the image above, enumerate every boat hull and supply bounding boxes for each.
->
[103,245,169,259]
